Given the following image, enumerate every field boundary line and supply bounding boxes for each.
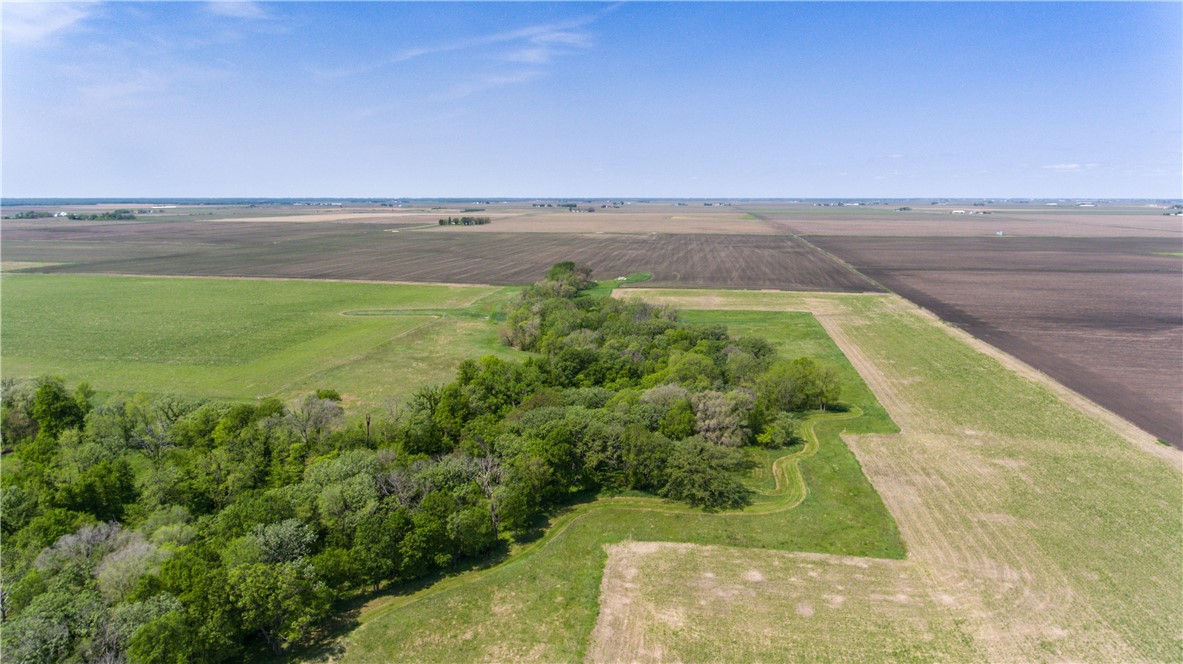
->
[740,208,888,292]
[893,295,1182,468]
[619,286,1181,468]
[614,287,893,303]
[7,270,506,291]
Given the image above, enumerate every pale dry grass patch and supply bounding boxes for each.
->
[589,541,979,663]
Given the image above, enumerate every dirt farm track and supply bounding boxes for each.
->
[3,200,1180,446]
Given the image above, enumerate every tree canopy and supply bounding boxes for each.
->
[0,263,843,660]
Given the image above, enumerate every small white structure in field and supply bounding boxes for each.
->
[951,210,967,215]
[996,231,1005,236]
[54,211,69,217]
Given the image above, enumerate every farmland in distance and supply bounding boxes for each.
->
[2,215,874,292]
[4,200,1179,445]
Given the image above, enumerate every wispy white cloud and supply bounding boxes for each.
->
[204,1,267,20]
[56,60,234,119]
[438,70,543,101]
[353,69,545,117]
[502,29,592,65]
[314,12,600,80]
[504,47,553,65]
[2,1,96,45]
[308,10,605,115]
[76,68,167,109]
[1042,163,1100,172]
[393,19,593,66]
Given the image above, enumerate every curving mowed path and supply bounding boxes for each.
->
[338,405,884,662]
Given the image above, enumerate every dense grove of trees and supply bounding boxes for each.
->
[69,210,137,221]
[0,263,841,661]
[437,216,490,226]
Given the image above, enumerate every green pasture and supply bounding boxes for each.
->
[0,274,518,411]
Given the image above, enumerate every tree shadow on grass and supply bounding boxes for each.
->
[279,485,735,661]
[278,494,608,661]
[279,540,514,662]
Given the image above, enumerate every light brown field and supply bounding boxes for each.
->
[753,205,1183,237]
[203,211,442,223]
[416,207,778,235]
[0,261,61,272]
[596,289,1183,662]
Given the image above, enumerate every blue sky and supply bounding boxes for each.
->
[3,1,1180,198]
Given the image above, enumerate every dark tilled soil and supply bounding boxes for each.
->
[4,227,877,292]
[814,236,1183,448]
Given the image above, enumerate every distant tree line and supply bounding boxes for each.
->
[4,210,137,221]
[70,210,137,221]
[0,262,841,661]
[437,216,491,226]
[6,211,56,219]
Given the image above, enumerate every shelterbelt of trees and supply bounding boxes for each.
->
[0,263,841,662]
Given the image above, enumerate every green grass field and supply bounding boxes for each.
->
[0,274,519,411]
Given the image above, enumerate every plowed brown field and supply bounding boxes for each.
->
[3,223,875,292]
[811,235,1183,446]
